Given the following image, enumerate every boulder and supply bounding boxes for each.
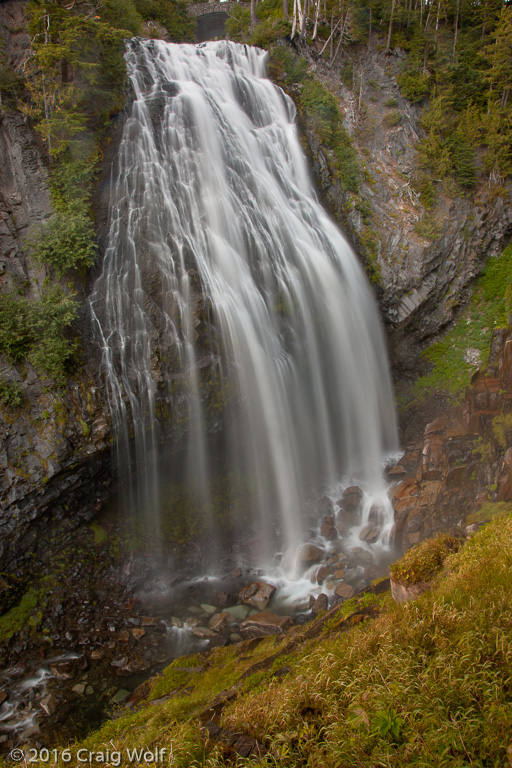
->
[208,611,232,632]
[334,583,356,600]
[192,626,215,640]
[390,578,430,604]
[214,591,230,608]
[311,593,328,614]
[238,581,276,611]
[320,516,338,540]
[240,612,293,639]
[316,565,330,584]
[298,543,325,566]
[359,524,382,543]
[40,693,57,716]
[338,486,363,514]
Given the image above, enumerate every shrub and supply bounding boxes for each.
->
[384,109,402,127]
[28,211,97,277]
[0,292,33,361]
[0,379,23,407]
[390,534,461,585]
[397,70,430,102]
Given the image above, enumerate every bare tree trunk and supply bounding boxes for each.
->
[386,0,396,51]
[368,5,372,51]
[312,0,321,40]
[250,0,257,30]
[300,0,310,39]
[452,0,459,58]
[283,0,289,20]
[319,14,341,56]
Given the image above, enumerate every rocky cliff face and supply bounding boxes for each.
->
[0,2,113,577]
[305,48,512,376]
[389,328,512,551]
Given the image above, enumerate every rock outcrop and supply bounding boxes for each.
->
[304,48,512,374]
[0,1,114,578]
[390,329,512,552]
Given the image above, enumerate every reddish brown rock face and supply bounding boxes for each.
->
[239,612,293,639]
[390,329,512,554]
[238,581,276,611]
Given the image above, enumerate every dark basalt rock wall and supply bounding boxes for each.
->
[0,1,114,578]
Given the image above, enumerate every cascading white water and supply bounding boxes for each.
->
[90,39,398,571]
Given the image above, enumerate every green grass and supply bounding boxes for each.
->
[25,516,512,767]
[389,533,461,585]
[415,242,512,398]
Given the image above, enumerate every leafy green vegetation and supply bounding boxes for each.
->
[28,210,97,277]
[0,287,78,383]
[29,515,512,767]
[0,587,44,643]
[415,242,512,397]
[0,379,23,407]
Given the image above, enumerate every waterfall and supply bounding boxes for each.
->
[90,39,398,572]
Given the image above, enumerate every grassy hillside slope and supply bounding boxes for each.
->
[9,514,510,768]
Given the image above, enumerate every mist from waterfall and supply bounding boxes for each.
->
[90,39,398,571]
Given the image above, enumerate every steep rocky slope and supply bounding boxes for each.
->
[0,2,113,577]
[302,46,512,375]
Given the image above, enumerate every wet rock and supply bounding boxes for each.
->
[200,603,217,615]
[110,657,128,670]
[192,626,215,640]
[311,593,328,614]
[359,524,382,544]
[112,689,130,704]
[214,591,230,608]
[334,568,346,579]
[40,693,57,716]
[171,617,183,628]
[338,486,363,513]
[22,724,41,739]
[85,685,94,695]
[350,548,374,566]
[131,628,146,640]
[298,543,325,566]
[240,612,292,639]
[231,568,242,578]
[226,604,249,621]
[320,516,338,540]
[72,684,86,695]
[238,581,276,611]
[316,565,330,584]
[229,632,242,644]
[140,616,158,627]
[317,495,334,515]
[208,611,232,632]
[119,656,150,675]
[90,650,103,660]
[334,583,356,600]
[208,635,228,649]
[50,661,75,679]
